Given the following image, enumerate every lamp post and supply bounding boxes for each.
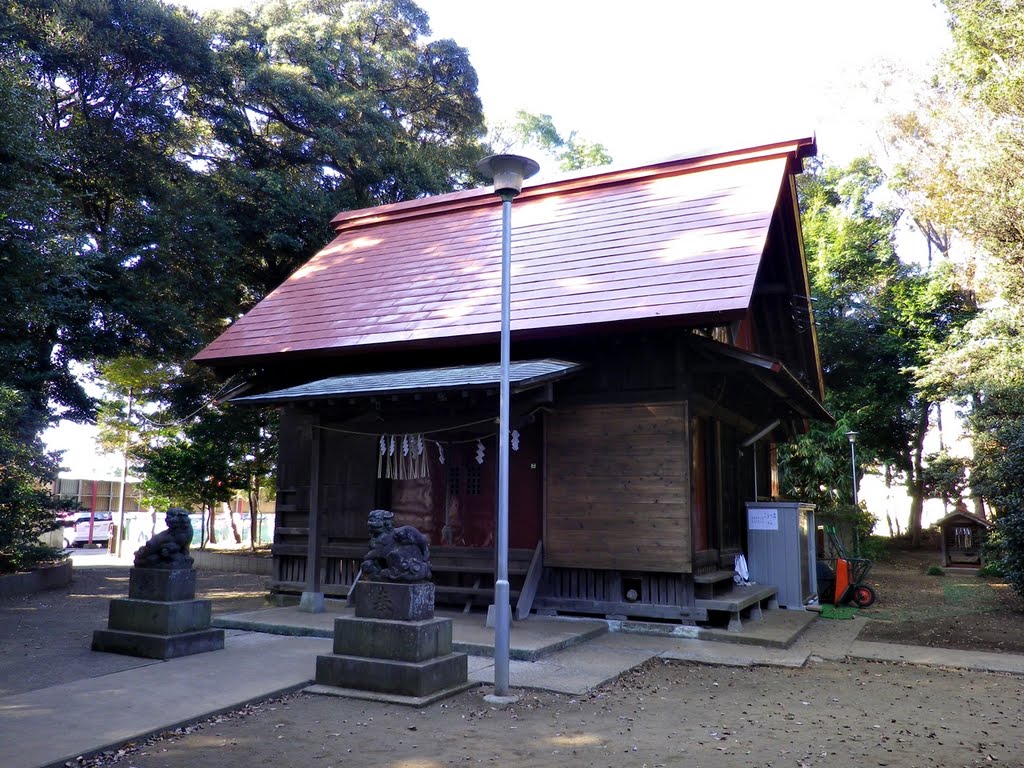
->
[846,431,860,555]
[476,153,539,701]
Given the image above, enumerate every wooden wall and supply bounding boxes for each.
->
[544,402,691,573]
[319,426,377,540]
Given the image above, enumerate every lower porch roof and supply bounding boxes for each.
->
[229,359,583,406]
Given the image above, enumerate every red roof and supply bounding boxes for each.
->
[195,137,816,366]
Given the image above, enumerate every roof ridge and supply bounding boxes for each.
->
[330,135,816,233]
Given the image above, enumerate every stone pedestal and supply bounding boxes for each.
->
[312,581,473,705]
[91,567,224,660]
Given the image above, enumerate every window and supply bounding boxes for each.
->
[466,464,482,495]
[447,466,461,497]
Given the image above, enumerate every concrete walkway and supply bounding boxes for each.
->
[0,631,331,768]
[4,609,1024,768]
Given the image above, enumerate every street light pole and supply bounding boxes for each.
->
[475,154,539,701]
[115,387,134,558]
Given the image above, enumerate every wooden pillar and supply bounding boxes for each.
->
[299,414,325,613]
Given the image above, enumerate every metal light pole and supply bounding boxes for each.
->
[114,387,134,558]
[846,431,860,555]
[476,153,539,701]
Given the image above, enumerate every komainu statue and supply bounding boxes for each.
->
[360,509,432,583]
[134,508,195,569]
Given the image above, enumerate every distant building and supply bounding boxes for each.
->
[53,477,145,514]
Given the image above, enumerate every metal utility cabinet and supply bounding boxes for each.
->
[745,502,817,610]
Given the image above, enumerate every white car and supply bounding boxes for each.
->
[65,513,114,548]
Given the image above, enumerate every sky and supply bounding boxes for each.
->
[187,0,953,170]
[45,0,954,474]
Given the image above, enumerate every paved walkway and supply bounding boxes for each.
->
[4,608,1024,768]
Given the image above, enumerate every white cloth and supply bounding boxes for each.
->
[734,554,750,584]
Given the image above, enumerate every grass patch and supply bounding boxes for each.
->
[820,605,859,620]
[943,582,1000,608]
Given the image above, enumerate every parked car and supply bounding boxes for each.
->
[66,512,114,548]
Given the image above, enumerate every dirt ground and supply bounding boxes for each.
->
[5,547,1024,767]
[857,546,1024,654]
[100,659,1024,768]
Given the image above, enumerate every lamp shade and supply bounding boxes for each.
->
[476,154,540,196]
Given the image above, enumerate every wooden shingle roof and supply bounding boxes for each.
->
[195,137,817,366]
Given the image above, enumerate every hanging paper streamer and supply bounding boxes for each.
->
[377,434,430,479]
[437,442,446,465]
[475,440,485,465]
[511,429,520,452]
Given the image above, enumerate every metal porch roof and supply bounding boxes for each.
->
[195,137,817,366]
[230,359,582,405]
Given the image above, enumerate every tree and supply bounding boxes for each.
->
[1,0,487,549]
[4,0,240,362]
[921,451,969,511]
[137,399,276,549]
[0,47,86,571]
[0,42,96,424]
[491,110,611,172]
[200,0,488,301]
[885,0,1024,589]
[782,158,973,545]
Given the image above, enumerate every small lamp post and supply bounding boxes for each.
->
[846,431,860,555]
[476,154,539,701]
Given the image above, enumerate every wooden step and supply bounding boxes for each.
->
[693,569,736,584]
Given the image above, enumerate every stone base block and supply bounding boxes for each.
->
[485,603,513,629]
[107,598,212,635]
[92,627,224,659]
[354,581,434,621]
[299,591,326,613]
[315,651,467,698]
[128,568,197,602]
[333,616,452,662]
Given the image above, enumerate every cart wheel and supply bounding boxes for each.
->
[852,584,876,608]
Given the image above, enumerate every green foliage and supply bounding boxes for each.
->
[992,510,1024,598]
[204,0,488,300]
[921,451,969,507]
[857,535,889,563]
[977,561,1003,577]
[785,158,974,542]
[926,565,946,576]
[0,388,65,573]
[1,0,487,524]
[138,401,276,547]
[493,110,612,171]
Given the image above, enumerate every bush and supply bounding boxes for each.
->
[0,388,65,573]
[977,561,1003,577]
[857,535,889,562]
[926,565,945,576]
[993,510,1024,598]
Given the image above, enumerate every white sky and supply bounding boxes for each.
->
[46,0,953,473]
[184,0,952,169]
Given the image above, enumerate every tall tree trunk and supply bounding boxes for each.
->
[248,480,260,550]
[206,502,218,546]
[906,402,932,546]
[227,501,242,544]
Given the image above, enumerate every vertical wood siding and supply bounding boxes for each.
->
[544,402,691,572]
